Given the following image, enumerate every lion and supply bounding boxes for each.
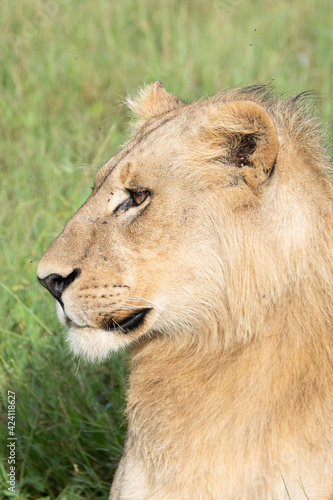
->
[37,81,333,499]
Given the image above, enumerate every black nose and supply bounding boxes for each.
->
[38,268,81,304]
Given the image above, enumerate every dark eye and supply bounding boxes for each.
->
[114,189,150,214]
[130,190,149,206]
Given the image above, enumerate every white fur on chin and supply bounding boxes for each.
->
[67,326,130,363]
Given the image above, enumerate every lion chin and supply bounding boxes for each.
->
[54,289,151,361]
[67,327,126,362]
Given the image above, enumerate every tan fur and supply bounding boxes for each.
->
[37,82,333,499]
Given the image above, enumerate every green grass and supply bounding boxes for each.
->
[1,0,332,498]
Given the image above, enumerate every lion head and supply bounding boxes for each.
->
[37,82,332,363]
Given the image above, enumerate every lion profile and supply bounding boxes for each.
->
[38,82,333,499]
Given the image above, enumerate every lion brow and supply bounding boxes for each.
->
[95,110,182,194]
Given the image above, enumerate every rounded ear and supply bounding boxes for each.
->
[126,81,185,127]
[205,100,279,191]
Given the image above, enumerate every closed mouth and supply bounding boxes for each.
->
[102,308,151,334]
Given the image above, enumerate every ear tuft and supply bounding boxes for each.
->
[126,81,185,130]
[204,100,279,191]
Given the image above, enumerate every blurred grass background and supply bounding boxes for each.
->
[1,0,332,498]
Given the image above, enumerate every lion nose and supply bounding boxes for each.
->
[38,268,81,303]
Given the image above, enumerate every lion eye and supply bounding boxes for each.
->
[114,189,150,214]
[131,190,149,206]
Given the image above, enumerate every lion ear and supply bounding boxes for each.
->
[205,100,278,191]
[127,81,185,125]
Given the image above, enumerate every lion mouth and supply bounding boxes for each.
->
[102,308,151,334]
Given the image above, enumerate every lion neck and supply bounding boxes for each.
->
[126,292,333,476]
